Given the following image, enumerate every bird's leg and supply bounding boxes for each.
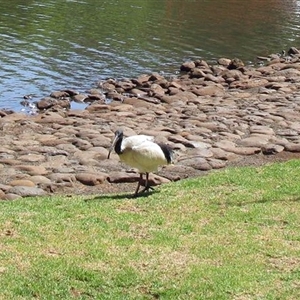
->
[133,173,154,197]
[138,173,154,194]
[134,173,143,196]
[144,172,150,192]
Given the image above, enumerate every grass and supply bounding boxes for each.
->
[0,159,300,299]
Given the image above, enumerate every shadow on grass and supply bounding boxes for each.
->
[84,190,157,202]
[257,196,300,204]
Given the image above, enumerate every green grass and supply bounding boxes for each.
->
[0,160,300,299]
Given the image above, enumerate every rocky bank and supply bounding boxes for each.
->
[1,48,300,200]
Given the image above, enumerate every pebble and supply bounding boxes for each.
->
[1,48,300,198]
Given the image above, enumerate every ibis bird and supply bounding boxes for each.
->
[107,129,173,196]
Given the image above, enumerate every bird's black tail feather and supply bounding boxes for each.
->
[158,143,174,164]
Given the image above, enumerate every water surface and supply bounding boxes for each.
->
[1,0,300,111]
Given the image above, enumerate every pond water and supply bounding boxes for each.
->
[1,0,300,111]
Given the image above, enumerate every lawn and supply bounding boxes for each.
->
[0,160,300,299]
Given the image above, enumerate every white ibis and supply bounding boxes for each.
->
[107,129,173,196]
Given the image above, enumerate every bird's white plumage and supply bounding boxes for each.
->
[119,135,168,173]
[121,135,154,150]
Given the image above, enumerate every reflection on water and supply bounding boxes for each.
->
[0,0,300,110]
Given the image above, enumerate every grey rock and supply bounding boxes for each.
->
[2,193,22,201]
[178,157,212,171]
[284,143,300,152]
[7,186,47,197]
[107,172,140,183]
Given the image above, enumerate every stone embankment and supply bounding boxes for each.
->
[1,47,300,199]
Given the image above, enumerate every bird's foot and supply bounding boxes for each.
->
[141,185,154,193]
[133,185,154,197]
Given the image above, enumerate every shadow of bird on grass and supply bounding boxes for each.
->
[84,190,157,202]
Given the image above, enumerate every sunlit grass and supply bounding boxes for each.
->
[0,160,300,299]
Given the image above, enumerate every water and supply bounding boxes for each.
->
[1,0,300,111]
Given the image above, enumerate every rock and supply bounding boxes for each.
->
[18,154,45,163]
[85,103,111,113]
[0,189,6,200]
[149,83,166,97]
[50,91,70,99]
[147,174,170,186]
[0,159,20,165]
[178,157,212,171]
[116,80,135,91]
[180,61,196,72]
[205,73,224,83]
[88,136,111,148]
[249,125,275,135]
[288,47,300,55]
[75,172,108,186]
[230,147,261,156]
[228,58,245,69]
[230,79,269,89]
[215,140,261,155]
[63,89,79,96]
[275,68,300,77]
[239,134,271,147]
[168,87,181,95]
[284,143,300,152]
[187,148,214,158]
[208,158,227,169]
[128,88,148,97]
[149,72,166,82]
[15,165,48,176]
[218,58,231,67]
[221,69,245,81]
[88,146,108,159]
[211,148,238,161]
[7,186,47,197]
[70,138,93,151]
[56,143,78,153]
[0,110,8,117]
[261,144,285,155]
[122,97,158,108]
[191,85,225,96]
[159,164,200,180]
[29,176,52,185]
[2,194,22,201]
[47,173,76,184]
[0,183,11,193]
[190,68,206,78]
[72,94,89,102]
[168,135,198,148]
[73,150,103,165]
[36,97,56,110]
[35,113,73,125]
[133,74,151,85]
[107,172,140,183]
[9,179,35,187]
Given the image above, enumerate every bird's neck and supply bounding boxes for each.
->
[115,137,123,155]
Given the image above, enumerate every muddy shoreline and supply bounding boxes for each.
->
[1,48,300,199]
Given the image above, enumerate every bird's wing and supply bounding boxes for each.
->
[131,141,168,170]
[122,135,154,150]
[119,139,170,173]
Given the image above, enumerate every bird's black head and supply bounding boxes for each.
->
[114,129,123,139]
[107,129,124,159]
